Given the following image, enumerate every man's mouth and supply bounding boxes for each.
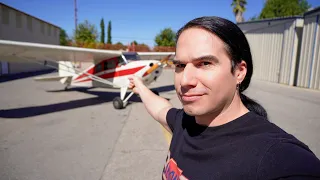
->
[181,94,203,102]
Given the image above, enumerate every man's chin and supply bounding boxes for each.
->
[182,104,204,116]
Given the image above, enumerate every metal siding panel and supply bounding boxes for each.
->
[276,32,283,82]
[273,32,281,82]
[305,22,314,87]
[283,22,295,85]
[265,33,271,81]
[304,19,316,87]
[316,39,320,89]
[279,24,287,84]
[300,20,315,87]
[288,22,297,85]
[309,15,319,89]
[270,33,276,82]
[316,23,320,90]
[310,17,320,89]
[297,19,309,87]
[260,33,266,80]
[253,34,261,79]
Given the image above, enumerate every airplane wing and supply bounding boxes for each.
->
[0,39,123,63]
[137,52,175,61]
[0,40,125,88]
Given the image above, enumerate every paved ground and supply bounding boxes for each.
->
[245,78,320,158]
[0,69,320,180]
[0,70,175,180]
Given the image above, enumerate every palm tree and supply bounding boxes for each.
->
[231,0,247,23]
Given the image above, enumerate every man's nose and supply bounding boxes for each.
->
[180,64,197,87]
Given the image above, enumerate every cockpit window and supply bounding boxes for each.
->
[118,56,127,65]
[123,52,141,61]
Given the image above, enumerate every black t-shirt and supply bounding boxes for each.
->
[162,108,320,180]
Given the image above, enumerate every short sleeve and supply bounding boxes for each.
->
[257,141,320,180]
[166,108,183,133]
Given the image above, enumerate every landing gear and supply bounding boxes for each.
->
[113,97,124,109]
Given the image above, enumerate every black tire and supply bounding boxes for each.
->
[113,97,124,109]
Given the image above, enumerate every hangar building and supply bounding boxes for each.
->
[0,2,60,76]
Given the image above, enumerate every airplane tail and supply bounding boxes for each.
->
[33,61,77,85]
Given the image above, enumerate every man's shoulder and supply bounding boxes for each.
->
[257,139,320,179]
[244,114,320,179]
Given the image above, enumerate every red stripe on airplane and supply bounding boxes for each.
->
[76,66,145,83]
[75,67,94,81]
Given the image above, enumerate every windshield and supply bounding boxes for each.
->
[123,52,141,61]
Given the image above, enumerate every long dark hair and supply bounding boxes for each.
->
[176,16,268,118]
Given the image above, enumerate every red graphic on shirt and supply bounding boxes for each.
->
[162,151,189,180]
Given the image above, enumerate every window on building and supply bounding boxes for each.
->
[15,11,22,28]
[27,16,32,31]
[53,28,57,37]
[1,5,10,25]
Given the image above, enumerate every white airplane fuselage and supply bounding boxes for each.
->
[70,60,163,88]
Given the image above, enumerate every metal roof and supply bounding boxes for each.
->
[237,15,303,25]
[304,6,320,16]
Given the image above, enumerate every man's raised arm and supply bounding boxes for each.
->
[128,76,173,134]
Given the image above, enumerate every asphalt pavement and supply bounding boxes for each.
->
[1,68,320,180]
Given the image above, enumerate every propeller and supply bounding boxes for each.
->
[142,54,173,77]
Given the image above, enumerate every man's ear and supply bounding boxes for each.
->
[235,60,247,83]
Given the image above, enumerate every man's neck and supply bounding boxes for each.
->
[195,93,249,127]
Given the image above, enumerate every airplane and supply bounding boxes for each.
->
[0,39,175,109]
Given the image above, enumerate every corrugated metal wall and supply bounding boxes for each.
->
[238,17,304,86]
[297,10,320,90]
[238,8,320,91]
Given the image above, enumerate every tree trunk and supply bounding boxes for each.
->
[236,12,244,23]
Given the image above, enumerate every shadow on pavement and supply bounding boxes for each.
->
[0,85,175,118]
[0,69,56,83]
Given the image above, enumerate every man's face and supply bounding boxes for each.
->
[174,27,239,117]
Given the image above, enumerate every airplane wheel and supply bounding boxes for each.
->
[113,97,124,109]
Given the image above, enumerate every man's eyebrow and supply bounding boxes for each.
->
[193,55,219,63]
[172,55,219,64]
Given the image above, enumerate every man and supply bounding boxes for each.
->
[129,16,320,180]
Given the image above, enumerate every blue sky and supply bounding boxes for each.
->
[1,0,320,47]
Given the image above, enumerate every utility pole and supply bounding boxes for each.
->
[74,0,78,31]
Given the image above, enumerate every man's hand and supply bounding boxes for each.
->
[128,75,144,94]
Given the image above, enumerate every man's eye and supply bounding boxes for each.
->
[199,61,212,67]
[175,63,185,68]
